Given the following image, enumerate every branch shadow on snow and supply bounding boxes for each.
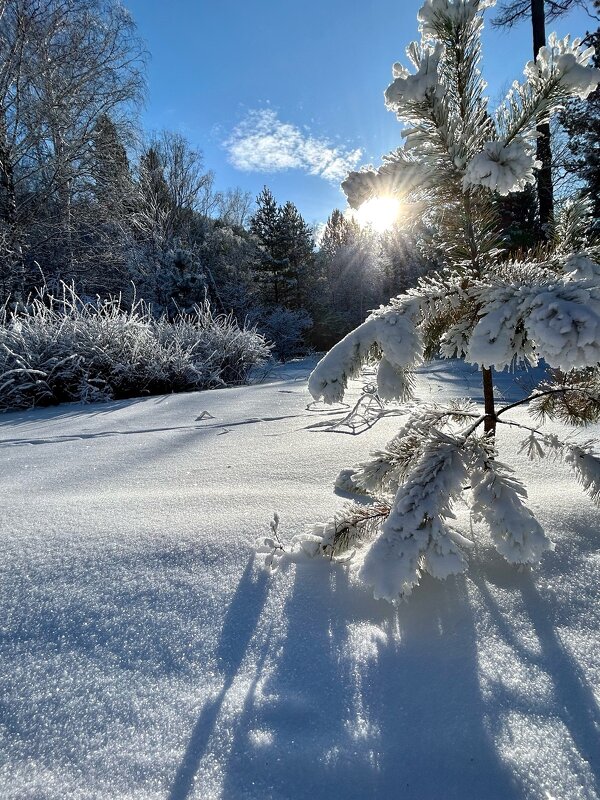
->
[471,542,600,797]
[7,519,597,799]
[517,578,600,793]
[177,559,519,800]
[168,557,270,800]
[0,541,274,798]
[172,520,600,800]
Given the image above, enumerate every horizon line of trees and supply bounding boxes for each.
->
[1,0,599,359]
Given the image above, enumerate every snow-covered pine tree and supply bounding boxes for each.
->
[259,0,600,602]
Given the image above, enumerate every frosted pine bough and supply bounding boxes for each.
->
[258,0,600,602]
[462,139,540,196]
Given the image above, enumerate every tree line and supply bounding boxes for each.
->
[0,0,432,355]
[0,0,598,357]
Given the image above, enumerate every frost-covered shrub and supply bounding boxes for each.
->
[249,306,313,361]
[0,286,270,410]
[259,0,600,602]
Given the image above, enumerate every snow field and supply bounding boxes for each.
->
[0,358,599,799]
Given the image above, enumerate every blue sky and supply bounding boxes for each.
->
[124,0,594,227]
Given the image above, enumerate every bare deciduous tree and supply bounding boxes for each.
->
[493,0,597,27]
[217,188,254,228]
[0,0,146,299]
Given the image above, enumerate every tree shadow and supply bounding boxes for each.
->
[472,554,600,797]
[168,557,270,800]
[414,359,548,405]
[519,576,600,793]
[0,394,155,429]
[167,527,599,800]
[213,564,517,800]
[0,423,215,448]
[1,538,262,799]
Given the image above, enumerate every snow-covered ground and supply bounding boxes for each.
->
[1,358,599,800]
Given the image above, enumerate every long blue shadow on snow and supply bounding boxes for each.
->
[168,540,599,800]
[0,414,311,449]
[414,360,548,404]
[168,556,270,800]
[217,564,518,800]
[520,576,600,793]
[472,559,600,797]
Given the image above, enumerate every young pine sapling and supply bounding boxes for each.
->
[258,0,600,602]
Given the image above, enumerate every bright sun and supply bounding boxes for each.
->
[356,196,401,233]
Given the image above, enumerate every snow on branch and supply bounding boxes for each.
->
[418,0,496,39]
[349,400,479,497]
[469,439,554,564]
[342,154,427,210]
[564,445,600,506]
[496,34,600,145]
[525,34,600,101]
[467,259,600,371]
[308,298,423,404]
[385,42,444,108]
[463,138,540,195]
[526,286,600,371]
[519,431,600,508]
[358,431,472,601]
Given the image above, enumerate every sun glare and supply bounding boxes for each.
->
[356,196,401,233]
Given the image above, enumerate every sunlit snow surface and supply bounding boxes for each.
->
[1,358,599,799]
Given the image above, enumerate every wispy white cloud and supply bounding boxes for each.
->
[224,109,362,184]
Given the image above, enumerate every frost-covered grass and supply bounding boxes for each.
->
[0,358,599,799]
[0,288,271,410]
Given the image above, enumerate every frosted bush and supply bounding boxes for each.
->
[0,286,270,410]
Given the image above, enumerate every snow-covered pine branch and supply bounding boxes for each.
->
[497,34,600,145]
[467,259,600,371]
[358,430,472,601]
[527,368,600,426]
[518,431,600,507]
[463,138,541,195]
[311,502,392,560]
[348,400,479,498]
[308,296,423,404]
[469,438,554,563]
[564,444,600,506]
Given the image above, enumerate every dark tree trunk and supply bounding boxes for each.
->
[0,114,25,303]
[531,0,554,237]
[482,367,496,435]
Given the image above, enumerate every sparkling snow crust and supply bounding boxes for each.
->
[1,359,599,799]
